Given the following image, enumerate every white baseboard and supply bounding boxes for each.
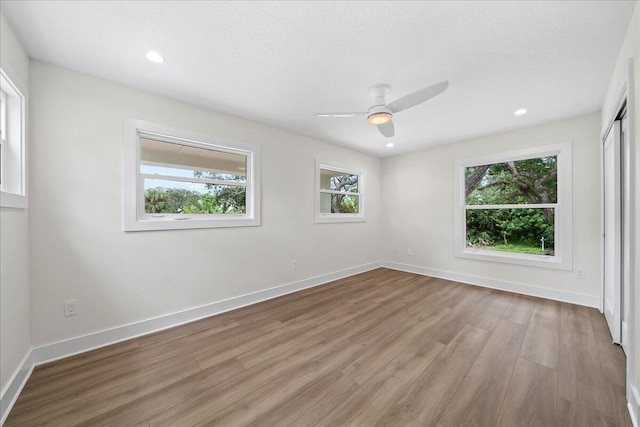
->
[630,385,640,427]
[0,261,381,424]
[381,261,600,308]
[0,351,33,425]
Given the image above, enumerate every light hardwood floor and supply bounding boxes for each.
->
[6,268,632,426]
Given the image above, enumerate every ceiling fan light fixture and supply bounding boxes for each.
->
[367,112,392,125]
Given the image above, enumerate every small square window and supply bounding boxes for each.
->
[0,67,27,208]
[123,119,261,231]
[316,160,364,223]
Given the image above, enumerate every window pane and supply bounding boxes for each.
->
[144,178,246,214]
[320,168,358,193]
[466,208,554,255]
[320,193,359,214]
[465,156,557,205]
[140,137,247,181]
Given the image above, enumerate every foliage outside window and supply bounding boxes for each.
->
[123,119,260,231]
[454,143,572,270]
[0,67,27,208]
[316,161,364,223]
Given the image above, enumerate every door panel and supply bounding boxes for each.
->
[603,120,622,344]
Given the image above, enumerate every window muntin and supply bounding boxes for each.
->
[123,119,260,231]
[0,68,27,208]
[454,143,572,270]
[316,161,364,223]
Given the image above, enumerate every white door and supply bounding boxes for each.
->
[603,120,622,344]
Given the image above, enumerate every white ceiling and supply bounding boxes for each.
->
[1,1,635,157]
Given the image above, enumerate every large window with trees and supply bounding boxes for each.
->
[316,160,364,223]
[454,143,572,269]
[123,119,260,231]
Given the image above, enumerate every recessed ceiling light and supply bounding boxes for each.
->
[386,142,394,148]
[514,108,527,116]
[146,51,164,63]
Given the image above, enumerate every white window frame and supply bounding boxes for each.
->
[0,67,27,209]
[453,142,572,270]
[315,160,365,223]
[123,118,261,231]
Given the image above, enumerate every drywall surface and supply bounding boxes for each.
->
[0,11,31,396]
[382,112,601,298]
[28,61,381,347]
[602,0,640,420]
[0,11,31,398]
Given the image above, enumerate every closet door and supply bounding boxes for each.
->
[603,120,622,344]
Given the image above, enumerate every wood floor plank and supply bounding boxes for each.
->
[608,381,635,427]
[519,298,560,369]
[375,324,490,427]
[556,397,617,427]
[561,302,595,337]
[589,308,627,388]
[558,317,620,419]
[186,318,401,426]
[316,335,444,426]
[248,370,359,427]
[495,358,557,427]
[466,289,514,331]
[438,319,528,426]
[10,350,202,426]
[5,269,632,427]
[74,359,246,427]
[340,305,451,385]
[421,291,483,345]
[502,293,537,325]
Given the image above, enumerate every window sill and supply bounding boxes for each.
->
[124,216,260,232]
[455,247,571,270]
[315,215,366,224]
[0,191,27,209]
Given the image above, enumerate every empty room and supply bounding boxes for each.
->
[0,1,639,426]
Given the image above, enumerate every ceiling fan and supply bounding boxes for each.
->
[313,81,449,138]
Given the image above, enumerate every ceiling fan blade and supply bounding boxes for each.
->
[377,120,395,137]
[386,81,449,113]
[313,112,366,117]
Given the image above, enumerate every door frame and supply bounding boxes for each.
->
[600,58,637,423]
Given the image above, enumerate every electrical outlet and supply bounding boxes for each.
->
[393,247,398,255]
[407,248,413,256]
[64,299,78,317]
[292,259,299,270]
[576,269,584,279]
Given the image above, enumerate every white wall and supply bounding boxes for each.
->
[602,1,640,422]
[382,112,602,301]
[28,61,382,347]
[0,11,31,396]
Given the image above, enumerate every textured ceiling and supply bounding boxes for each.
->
[1,1,635,157]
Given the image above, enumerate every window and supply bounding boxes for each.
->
[123,119,260,231]
[0,67,27,208]
[316,160,364,223]
[453,143,572,269]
